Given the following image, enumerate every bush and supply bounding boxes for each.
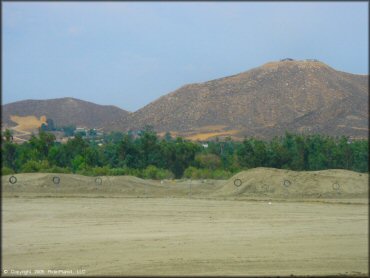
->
[195,153,221,169]
[142,165,174,180]
[184,167,232,179]
[212,169,232,179]
[126,168,142,178]
[108,168,127,176]
[143,165,159,179]
[200,168,211,179]
[155,168,174,180]
[44,166,71,174]
[184,166,197,179]
[93,166,111,176]
[76,167,93,176]
[21,160,49,173]
[76,167,127,177]
[79,166,111,176]
[2,167,14,175]
[71,155,86,172]
[184,167,207,179]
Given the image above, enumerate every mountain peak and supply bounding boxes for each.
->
[122,60,368,140]
[260,59,330,71]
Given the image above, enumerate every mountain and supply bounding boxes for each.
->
[2,97,130,131]
[118,59,368,140]
[3,60,368,140]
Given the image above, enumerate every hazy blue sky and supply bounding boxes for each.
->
[3,2,368,111]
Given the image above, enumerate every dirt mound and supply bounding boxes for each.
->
[213,167,368,200]
[2,168,368,202]
[1,173,224,198]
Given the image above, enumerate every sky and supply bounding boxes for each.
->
[3,1,368,112]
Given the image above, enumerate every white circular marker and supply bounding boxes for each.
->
[268,202,272,205]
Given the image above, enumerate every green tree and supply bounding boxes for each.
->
[118,134,140,168]
[237,139,255,168]
[350,140,368,172]
[138,129,161,168]
[62,125,76,137]
[87,129,97,137]
[253,140,268,167]
[2,129,13,142]
[164,132,172,142]
[2,141,17,170]
[162,138,200,178]
[21,160,49,173]
[290,135,307,170]
[71,155,86,172]
[195,153,221,170]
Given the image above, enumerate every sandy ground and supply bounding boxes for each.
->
[2,169,369,276]
[2,197,368,276]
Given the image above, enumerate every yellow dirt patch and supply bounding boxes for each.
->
[158,128,240,141]
[10,115,47,132]
[337,125,369,131]
[185,130,239,141]
[195,125,228,132]
[349,127,368,130]
[157,131,179,138]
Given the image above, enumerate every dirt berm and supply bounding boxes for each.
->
[1,173,224,198]
[212,167,368,201]
[2,168,368,201]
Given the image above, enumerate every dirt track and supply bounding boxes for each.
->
[2,168,368,202]
[2,168,369,276]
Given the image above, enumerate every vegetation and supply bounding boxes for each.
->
[40,119,77,137]
[1,128,368,179]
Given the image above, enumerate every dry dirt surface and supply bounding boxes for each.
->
[2,168,369,276]
[9,115,47,132]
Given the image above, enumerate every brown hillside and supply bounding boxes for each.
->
[121,60,368,139]
[2,97,130,130]
[2,60,368,140]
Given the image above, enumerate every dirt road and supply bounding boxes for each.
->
[2,197,368,276]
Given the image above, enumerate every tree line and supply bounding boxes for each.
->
[2,128,368,179]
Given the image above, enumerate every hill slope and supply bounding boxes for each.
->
[121,59,368,139]
[2,97,130,131]
[2,60,368,139]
